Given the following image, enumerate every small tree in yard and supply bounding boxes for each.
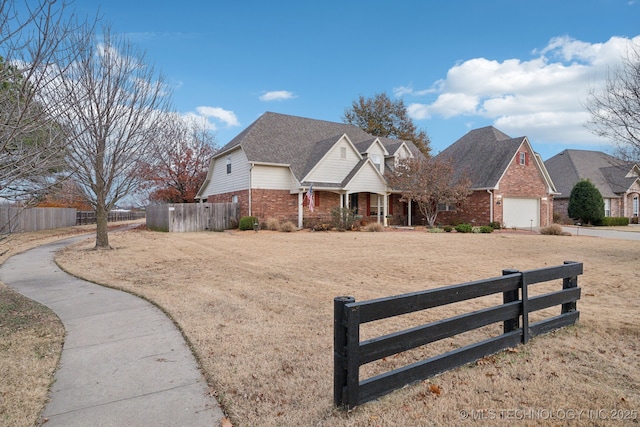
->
[386,157,472,227]
[568,179,605,225]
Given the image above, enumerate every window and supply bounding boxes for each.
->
[634,196,639,217]
[226,155,232,174]
[341,147,347,159]
[232,194,238,204]
[438,203,455,212]
[369,194,381,216]
[370,154,381,171]
[604,199,611,217]
[519,152,526,165]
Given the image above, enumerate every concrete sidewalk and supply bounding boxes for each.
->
[0,235,224,426]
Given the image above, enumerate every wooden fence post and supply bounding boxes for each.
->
[562,261,578,314]
[502,269,520,334]
[334,296,355,407]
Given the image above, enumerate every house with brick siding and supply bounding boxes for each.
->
[544,149,640,223]
[196,112,423,228]
[436,126,557,228]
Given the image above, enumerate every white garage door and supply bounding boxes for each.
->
[503,198,539,228]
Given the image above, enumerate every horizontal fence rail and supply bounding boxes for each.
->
[334,261,583,409]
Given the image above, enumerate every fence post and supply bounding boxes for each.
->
[334,296,355,408]
[562,261,578,314]
[502,269,520,334]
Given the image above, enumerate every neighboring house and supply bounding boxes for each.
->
[196,112,422,228]
[436,126,557,228]
[544,149,640,222]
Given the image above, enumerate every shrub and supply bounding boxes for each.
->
[488,221,501,230]
[454,223,473,233]
[312,222,332,231]
[428,227,444,233]
[568,179,604,225]
[364,222,384,232]
[331,207,357,231]
[265,217,281,231]
[279,221,297,232]
[239,216,258,230]
[443,225,453,232]
[472,226,493,233]
[601,217,630,226]
[540,224,564,235]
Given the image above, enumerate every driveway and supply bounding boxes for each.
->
[561,225,640,241]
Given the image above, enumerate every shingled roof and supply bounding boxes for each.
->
[216,112,420,182]
[436,126,528,189]
[544,149,638,198]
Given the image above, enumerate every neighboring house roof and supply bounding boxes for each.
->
[436,126,538,189]
[212,111,421,183]
[544,149,639,198]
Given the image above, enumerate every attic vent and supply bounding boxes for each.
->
[341,147,347,159]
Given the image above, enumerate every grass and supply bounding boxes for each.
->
[0,221,142,427]
[53,227,640,427]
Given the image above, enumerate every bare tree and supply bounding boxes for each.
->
[585,43,640,161]
[57,24,172,249]
[0,0,90,204]
[386,157,471,227]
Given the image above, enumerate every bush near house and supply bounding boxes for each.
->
[239,216,258,230]
[454,223,473,233]
[601,217,630,226]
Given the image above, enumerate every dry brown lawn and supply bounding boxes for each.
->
[54,227,640,427]
[0,222,139,427]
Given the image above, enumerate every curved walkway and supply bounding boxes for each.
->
[0,235,224,426]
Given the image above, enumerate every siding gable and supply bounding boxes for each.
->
[344,160,387,194]
[304,135,362,184]
[200,147,250,196]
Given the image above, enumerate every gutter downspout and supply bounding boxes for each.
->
[487,189,494,223]
[249,163,253,216]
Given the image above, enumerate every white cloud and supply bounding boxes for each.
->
[259,90,296,101]
[195,106,239,127]
[405,35,640,145]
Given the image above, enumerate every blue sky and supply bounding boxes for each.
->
[81,0,639,160]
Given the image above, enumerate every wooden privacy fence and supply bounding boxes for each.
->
[146,203,239,232]
[76,210,145,225]
[334,261,583,409]
[0,206,76,233]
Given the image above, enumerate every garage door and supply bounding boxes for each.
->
[503,198,539,228]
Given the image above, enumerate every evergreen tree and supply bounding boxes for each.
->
[568,180,605,225]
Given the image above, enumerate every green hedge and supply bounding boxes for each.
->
[239,216,258,230]
[454,223,473,233]
[601,217,630,226]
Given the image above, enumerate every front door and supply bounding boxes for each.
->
[349,193,359,214]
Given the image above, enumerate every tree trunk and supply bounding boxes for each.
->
[94,202,111,249]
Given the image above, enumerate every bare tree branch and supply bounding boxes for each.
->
[585,42,640,161]
[56,24,172,248]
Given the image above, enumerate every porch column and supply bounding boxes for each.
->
[408,199,412,226]
[298,191,304,229]
[376,194,381,223]
[383,193,388,227]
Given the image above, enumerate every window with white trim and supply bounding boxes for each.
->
[226,155,232,174]
[604,198,611,217]
[370,154,381,171]
[519,152,526,165]
[634,196,639,217]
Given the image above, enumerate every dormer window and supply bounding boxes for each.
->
[371,154,381,171]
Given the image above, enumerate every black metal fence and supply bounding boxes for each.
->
[334,261,583,409]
